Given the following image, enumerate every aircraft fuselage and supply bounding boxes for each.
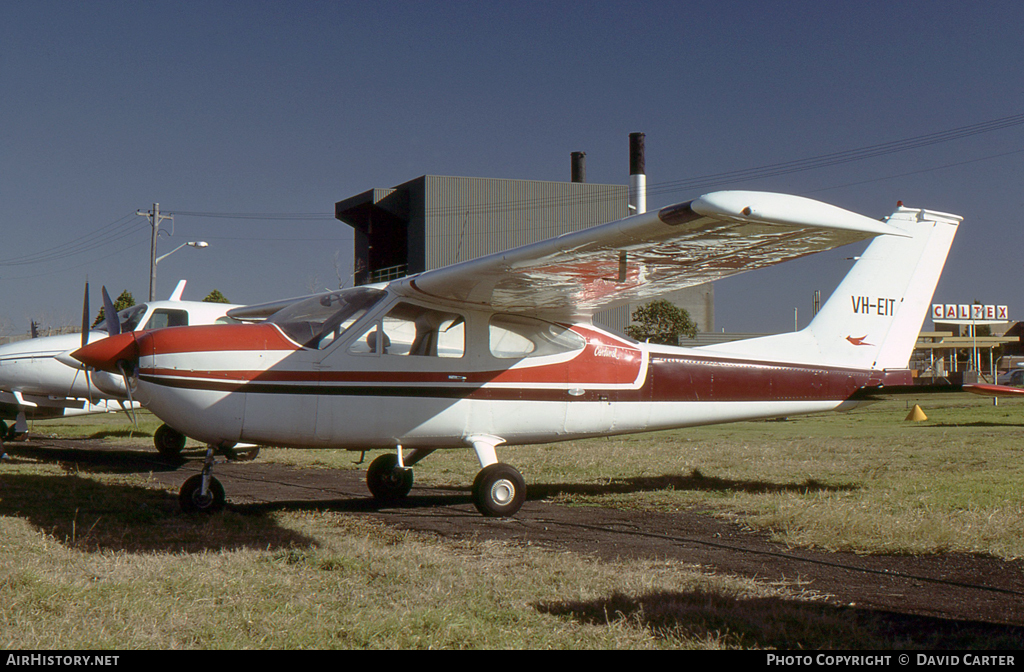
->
[116,313,903,451]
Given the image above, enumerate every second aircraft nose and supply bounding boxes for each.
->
[71,331,140,373]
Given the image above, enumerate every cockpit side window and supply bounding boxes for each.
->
[488,314,585,359]
[348,303,465,358]
[143,309,189,330]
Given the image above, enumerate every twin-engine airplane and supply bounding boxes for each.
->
[0,280,240,455]
[74,191,961,517]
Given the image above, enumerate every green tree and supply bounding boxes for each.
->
[92,290,136,327]
[203,289,231,304]
[626,299,698,345]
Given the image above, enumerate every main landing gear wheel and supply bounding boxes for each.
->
[179,474,225,514]
[366,453,414,502]
[472,463,526,517]
[154,424,187,459]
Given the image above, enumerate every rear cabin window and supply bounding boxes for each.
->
[488,314,585,359]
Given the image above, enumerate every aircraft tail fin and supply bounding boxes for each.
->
[168,280,187,302]
[701,204,961,371]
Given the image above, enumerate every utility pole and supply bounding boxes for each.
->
[137,203,174,301]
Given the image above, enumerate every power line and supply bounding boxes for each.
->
[161,113,1024,223]
[5,112,1023,270]
[806,146,1024,194]
[646,112,1024,196]
[0,212,146,267]
[165,210,335,220]
[421,112,1024,218]
[0,238,151,281]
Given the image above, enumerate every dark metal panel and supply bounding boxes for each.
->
[421,176,627,271]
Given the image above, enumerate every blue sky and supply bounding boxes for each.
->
[2,1,1023,335]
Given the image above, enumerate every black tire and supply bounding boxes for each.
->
[471,463,526,517]
[154,424,187,459]
[366,453,414,502]
[179,474,225,514]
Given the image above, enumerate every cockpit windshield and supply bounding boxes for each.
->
[268,287,386,348]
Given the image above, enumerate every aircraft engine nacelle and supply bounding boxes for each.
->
[89,370,129,399]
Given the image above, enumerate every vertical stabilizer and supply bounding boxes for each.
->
[806,206,960,370]
[168,280,187,302]
[701,205,960,371]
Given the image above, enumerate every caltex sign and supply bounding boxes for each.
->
[932,304,1009,322]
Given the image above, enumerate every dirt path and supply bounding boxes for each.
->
[8,438,1024,636]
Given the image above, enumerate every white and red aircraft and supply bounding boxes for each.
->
[0,280,241,455]
[73,191,961,517]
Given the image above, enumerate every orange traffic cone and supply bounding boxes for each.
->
[905,404,927,422]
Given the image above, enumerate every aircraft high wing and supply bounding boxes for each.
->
[72,192,961,517]
[0,280,242,456]
[397,191,907,320]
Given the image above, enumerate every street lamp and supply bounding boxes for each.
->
[151,241,209,300]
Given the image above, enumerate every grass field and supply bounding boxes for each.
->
[1,391,1022,648]
[255,391,1024,559]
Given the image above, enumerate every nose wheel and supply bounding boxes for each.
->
[179,474,225,514]
[366,453,414,502]
[154,424,187,459]
[178,446,226,514]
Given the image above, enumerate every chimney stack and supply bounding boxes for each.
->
[571,151,586,183]
[629,132,646,214]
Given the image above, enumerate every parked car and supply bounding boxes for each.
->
[997,368,1024,386]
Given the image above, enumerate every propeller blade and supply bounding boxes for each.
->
[81,282,90,349]
[117,361,138,429]
[84,368,94,405]
[101,286,121,337]
[68,365,81,397]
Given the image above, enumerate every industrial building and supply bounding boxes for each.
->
[334,134,714,334]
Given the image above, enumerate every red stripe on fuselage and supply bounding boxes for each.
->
[136,324,299,357]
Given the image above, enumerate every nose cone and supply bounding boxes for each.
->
[72,332,139,372]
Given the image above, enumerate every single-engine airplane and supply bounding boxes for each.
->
[74,191,961,517]
[0,280,241,456]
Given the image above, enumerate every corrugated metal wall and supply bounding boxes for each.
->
[418,176,627,270]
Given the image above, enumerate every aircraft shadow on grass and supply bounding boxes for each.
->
[3,442,182,474]
[232,472,858,518]
[534,589,1024,649]
[0,450,318,555]
[5,442,854,518]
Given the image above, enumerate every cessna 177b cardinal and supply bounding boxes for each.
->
[0,280,240,454]
[73,191,961,517]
